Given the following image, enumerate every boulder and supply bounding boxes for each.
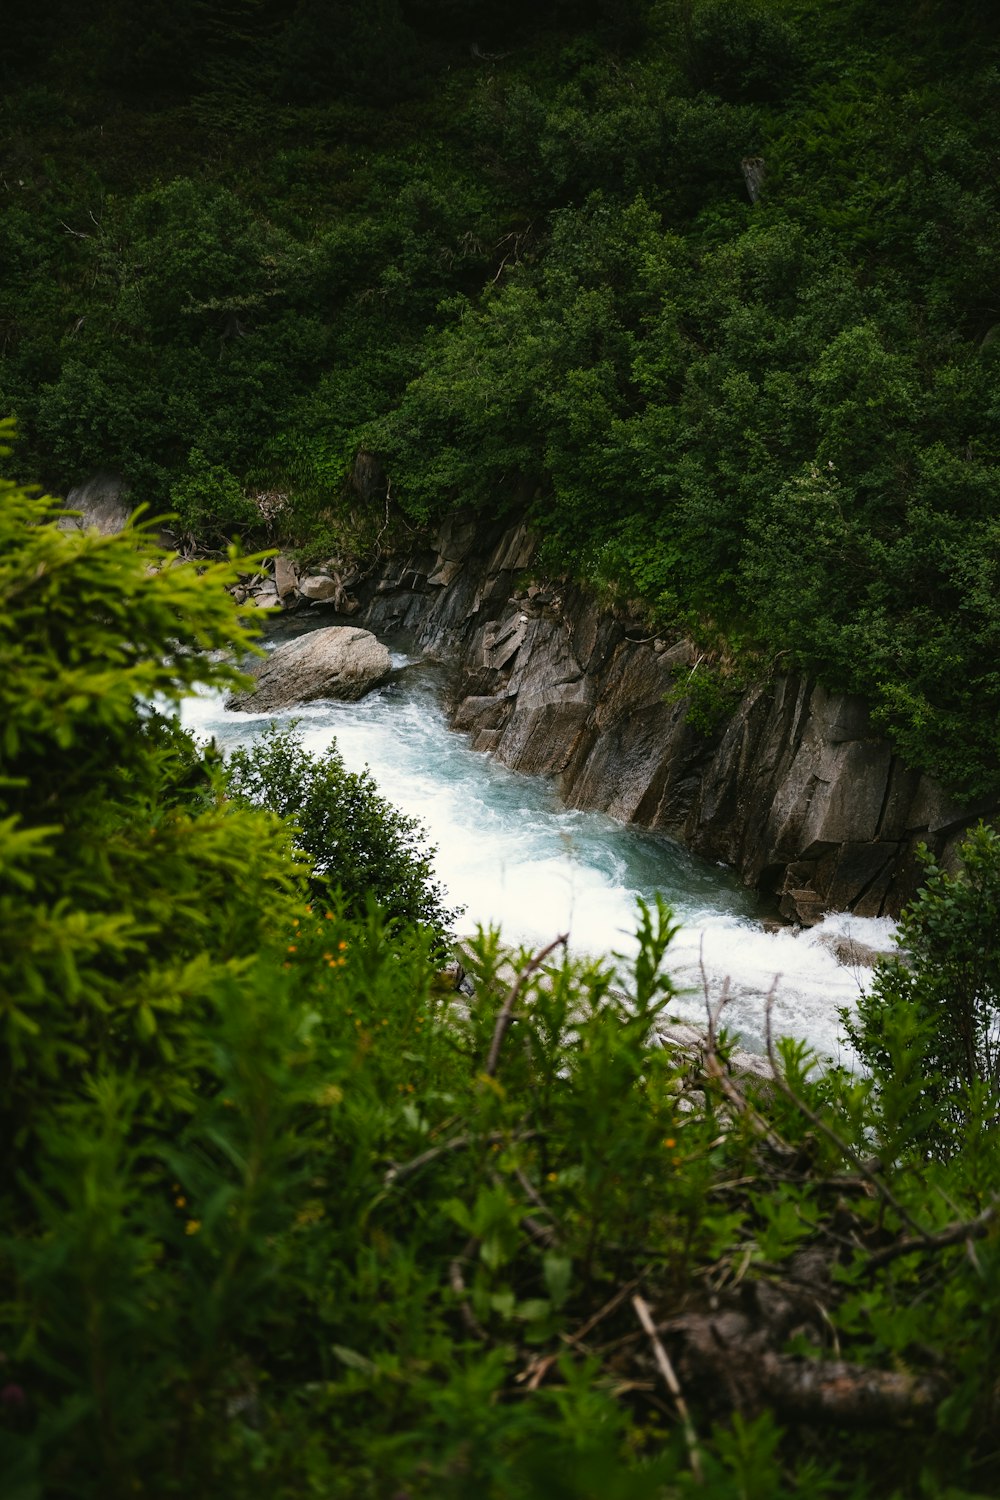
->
[298,574,341,602]
[251,589,280,611]
[273,554,299,600]
[815,931,888,970]
[351,448,387,504]
[226,626,391,711]
[60,472,132,534]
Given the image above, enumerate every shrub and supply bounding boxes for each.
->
[844,822,1000,1152]
[225,722,460,950]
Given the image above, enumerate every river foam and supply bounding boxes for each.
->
[182,650,895,1064]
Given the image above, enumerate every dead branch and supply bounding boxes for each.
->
[633,1294,704,1483]
[485,934,568,1077]
[514,1165,562,1242]
[449,1236,489,1342]
[471,41,513,61]
[572,1271,651,1345]
[757,1351,946,1423]
[518,1351,559,1390]
[651,1305,948,1426]
[519,1212,558,1248]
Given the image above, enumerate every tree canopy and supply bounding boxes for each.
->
[3,1,1000,794]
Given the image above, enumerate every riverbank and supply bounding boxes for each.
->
[62,470,987,951]
[255,510,995,928]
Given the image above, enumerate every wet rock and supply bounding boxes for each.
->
[346,514,995,921]
[298,574,341,602]
[226,626,391,711]
[815,931,889,970]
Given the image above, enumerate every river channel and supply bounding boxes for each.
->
[182,641,895,1063]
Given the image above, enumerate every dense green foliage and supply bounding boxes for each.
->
[3,449,1000,1497]
[226,721,459,948]
[845,822,1000,1154]
[4,2,1000,795]
[2,3,1000,798]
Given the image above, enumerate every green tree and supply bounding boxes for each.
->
[0,418,300,1147]
[845,822,1000,1150]
[226,722,459,948]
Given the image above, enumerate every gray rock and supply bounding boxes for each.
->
[298,574,341,602]
[60,472,132,534]
[815,931,889,970]
[433,510,478,564]
[482,613,528,671]
[344,514,996,922]
[427,557,465,588]
[489,521,537,574]
[274,554,299,600]
[352,449,387,504]
[226,626,391,711]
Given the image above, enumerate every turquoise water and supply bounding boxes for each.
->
[183,649,893,1061]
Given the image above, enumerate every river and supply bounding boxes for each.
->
[182,644,895,1064]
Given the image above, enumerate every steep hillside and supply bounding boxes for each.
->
[3,0,1000,795]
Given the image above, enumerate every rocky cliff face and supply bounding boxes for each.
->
[301,512,994,924]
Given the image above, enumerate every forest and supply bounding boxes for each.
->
[2,1,1000,1495]
[3,0,1000,796]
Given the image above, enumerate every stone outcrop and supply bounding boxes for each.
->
[305,511,994,923]
[60,472,133,534]
[226,626,391,711]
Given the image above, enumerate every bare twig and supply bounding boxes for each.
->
[383,1128,539,1186]
[490,251,514,285]
[449,1236,489,1341]
[514,1165,562,1241]
[519,1212,558,1248]
[569,1269,650,1345]
[485,934,568,1077]
[632,1294,704,1483]
[372,477,393,557]
[519,1352,558,1390]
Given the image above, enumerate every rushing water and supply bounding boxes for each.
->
[182,642,895,1064]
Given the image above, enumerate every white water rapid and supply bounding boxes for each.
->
[183,644,896,1064]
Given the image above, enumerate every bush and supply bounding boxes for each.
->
[225,722,459,951]
[168,448,265,545]
[3,435,1000,1491]
[844,822,1000,1153]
